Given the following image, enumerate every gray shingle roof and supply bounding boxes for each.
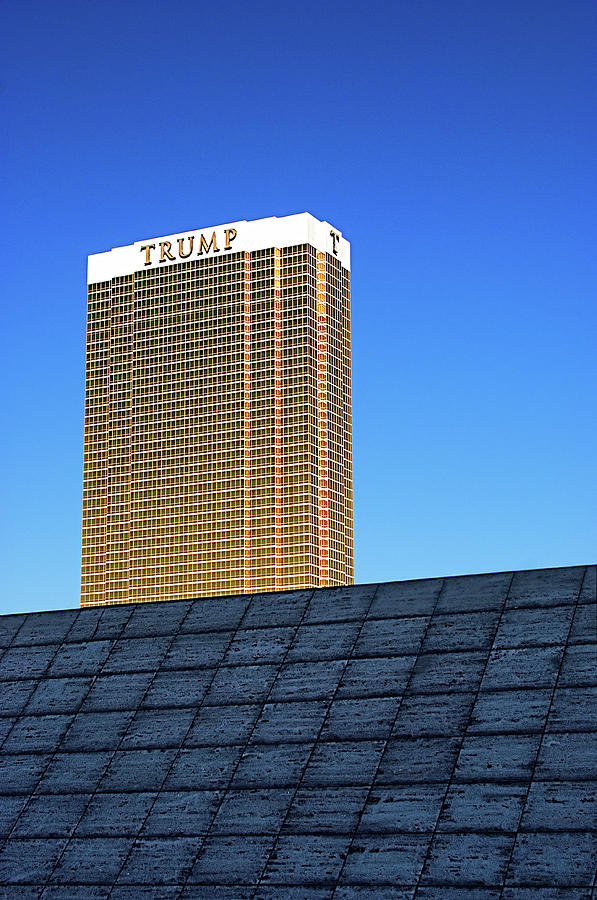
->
[0,565,595,897]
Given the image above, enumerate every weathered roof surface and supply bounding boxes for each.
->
[0,565,594,898]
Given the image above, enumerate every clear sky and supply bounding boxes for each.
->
[1,1,595,614]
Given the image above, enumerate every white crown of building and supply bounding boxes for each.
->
[88,212,351,283]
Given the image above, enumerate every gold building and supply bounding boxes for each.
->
[81,214,353,606]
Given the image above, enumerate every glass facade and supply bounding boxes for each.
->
[81,224,353,606]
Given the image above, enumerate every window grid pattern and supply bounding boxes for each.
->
[81,243,352,606]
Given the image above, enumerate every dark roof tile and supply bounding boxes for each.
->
[121,707,196,749]
[546,685,597,732]
[24,676,92,715]
[0,837,68,885]
[0,757,44,803]
[535,732,596,781]
[250,699,328,744]
[232,742,312,789]
[116,836,201,885]
[179,595,249,634]
[83,672,153,712]
[0,644,59,681]
[142,668,213,710]
[340,834,428,885]
[184,703,260,747]
[38,751,111,795]
[358,784,444,833]
[481,646,563,691]
[0,794,27,838]
[11,793,88,838]
[469,688,551,735]
[210,787,292,835]
[437,783,526,833]
[121,600,191,639]
[142,789,220,837]
[335,887,414,899]
[302,740,385,787]
[165,746,241,791]
[48,639,114,677]
[2,714,73,754]
[0,716,16,744]
[392,692,474,738]
[368,578,442,619]
[506,567,585,609]
[421,610,499,652]
[0,679,37,716]
[102,635,172,674]
[90,606,133,641]
[338,655,415,699]
[520,780,597,832]
[409,650,486,694]
[11,610,79,647]
[579,565,596,604]
[454,734,541,783]
[568,602,596,644]
[0,615,26,648]
[506,831,597,886]
[420,832,514,886]
[205,663,277,705]
[62,710,134,752]
[322,695,401,741]
[77,791,156,837]
[355,616,429,657]
[436,571,511,613]
[239,590,311,629]
[50,836,134,884]
[283,786,368,835]
[259,833,350,884]
[188,834,274,884]
[161,630,232,670]
[110,888,179,900]
[494,605,575,649]
[270,659,346,702]
[303,583,376,624]
[558,643,596,687]
[100,749,177,792]
[286,621,360,662]
[223,626,294,666]
[376,737,461,785]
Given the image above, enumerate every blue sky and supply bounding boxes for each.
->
[1,0,595,613]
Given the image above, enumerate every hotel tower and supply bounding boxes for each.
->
[81,213,353,606]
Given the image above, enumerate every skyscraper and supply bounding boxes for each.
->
[81,213,353,606]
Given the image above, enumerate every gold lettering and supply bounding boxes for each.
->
[178,236,194,258]
[197,231,220,255]
[159,241,176,262]
[140,244,155,265]
[224,228,237,250]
